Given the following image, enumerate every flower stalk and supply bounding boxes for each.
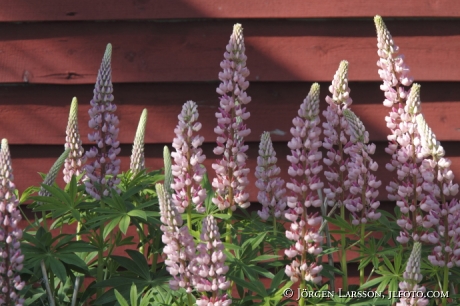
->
[0,139,25,306]
[212,23,252,242]
[284,83,324,303]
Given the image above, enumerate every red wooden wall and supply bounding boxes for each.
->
[1,0,459,288]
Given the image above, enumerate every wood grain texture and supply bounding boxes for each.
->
[1,82,460,145]
[9,142,460,203]
[0,20,459,84]
[1,0,458,22]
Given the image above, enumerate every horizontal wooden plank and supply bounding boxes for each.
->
[1,82,459,145]
[8,142,460,203]
[1,0,459,21]
[0,20,458,84]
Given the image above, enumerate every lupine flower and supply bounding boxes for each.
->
[416,114,460,267]
[384,84,426,243]
[191,216,231,306]
[212,23,252,211]
[63,97,86,184]
[255,131,286,220]
[39,149,70,199]
[130,108,147,176]
[396,242,428,306]
[374,15,413,108]
[284,83,324,284]
[171,101,207,214]
[374,16,427,244]
[0,139,25,306]
[322,60,353,207]
[342,109,381,225]
[84,43,121,200]
[156,183,196,293]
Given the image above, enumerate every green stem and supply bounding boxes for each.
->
[76,221,82,241]
[359,223,365,286]
[187,292,193,306]
[442,265,449,306]
[299,280,305,305]
[226,208,233,244]
[186,204,192,231]
[96,200,105,298]
[340,204,348,291]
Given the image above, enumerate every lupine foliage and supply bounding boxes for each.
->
[2,16,459,306]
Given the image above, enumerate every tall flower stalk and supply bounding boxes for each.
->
[343,109,382,285]
[84,43,121,298]
[416,114,460,305]
[84,43,121,200]
[212,23,251,242]
[63,97,86,184]
[63,97,86,241]
[255,131,287,238]
[322,61,353,290]
[374,16,427,244]
[157,183,195,305]
[130,108,147,176]
[191,216,231,306]
[171,101,207,230]
[284,83,323,303]
[396,242,428,306]
[0,139,25,306]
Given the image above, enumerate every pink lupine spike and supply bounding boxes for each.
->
[375,18,425,242]
[383,83,427,243]
[0,139,25,306]
[416,114,460,268]
[191,216,231,306]
[396,242,428,306]
[255,131,287,221]
[84,43,121,200]
[156,183,196,293]
[322,60,353,207]
[171,101,207,214]
[63,97,86,184]
[342,109,382,225]
[212,23,252,211]
[284,83,323,285]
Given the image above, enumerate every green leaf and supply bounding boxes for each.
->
[57,241,98,253]
[119,215,131,234]
[227,274,267,297]
[128,209,147,220]
[114,289,130,306]
[130,283,138,306]
[48,257,67,283]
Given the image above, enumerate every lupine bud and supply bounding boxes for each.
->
[191,216,231,306]
[255,132,287,220]
[322,61,353,207]
[156,183,196,293]
[163,146,174,195]
[396,242,428,306]
[342,109,381,225]
[84,43,121,200]
[212,23,252,211]
[284,83,323,284]
[130,109,148,176]
[63,97,86,184]
[0,139,25,306]
[171,101,207,213]
[39,149,70,200]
